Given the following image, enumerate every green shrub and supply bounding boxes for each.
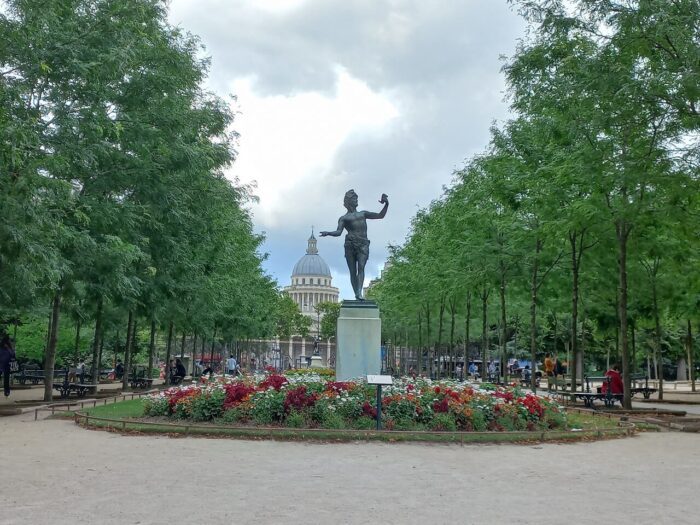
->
[334,398,363,420]
[545,407,567,429]
[352,416,376,430]
[250,390,285,425]
[286,410,306,428]
[220,406,247,424]
[392,417,418,431]
[143,396,168,417]
[470,410,487,431]
[190,390,225,421]
[385,398,417,421]
[322,412,346,429]
[429,413,457,432]
[307,398,331,424]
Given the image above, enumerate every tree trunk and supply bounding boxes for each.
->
[165,321,174,385]
[74,319,81,366]
[97,336,104,378]
[43,292,63,402]
[580,316,587,389]
[418,310,423,375]
[464,292,471,379]
[631,319,636,373]
[449,296,456,378]
[180,330,186,360]
[530,241,540,392]
[570,232,579,392]
[437,295,445,379]
[481,287,489,380]
[90,298,103,386]
[617,223,632,409]
[209,325,217,368]
[499,266,507,381]
[688,319,695,392]
[652,272,663,400]
[425,303,432,378]
[192,331,198,376]
[148,320,156,380]
[122,311,134,391]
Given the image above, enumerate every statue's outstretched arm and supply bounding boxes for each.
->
[320,217,345,237]
[364,194,389,220]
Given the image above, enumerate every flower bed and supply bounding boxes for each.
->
[143,373,567,432]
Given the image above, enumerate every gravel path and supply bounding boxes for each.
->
[1,413,699,525]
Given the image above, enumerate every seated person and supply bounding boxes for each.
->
[521,365,532,382]
[115,361,125,380]
[170,358,187,384]
[600,364,624,395]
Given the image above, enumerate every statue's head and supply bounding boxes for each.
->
[344,189,358,210]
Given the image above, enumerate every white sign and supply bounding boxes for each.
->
[366,375,393,385]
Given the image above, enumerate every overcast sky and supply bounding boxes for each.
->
[168,0,526,299]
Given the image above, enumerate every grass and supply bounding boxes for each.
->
[73,399,634,443]
[83,399,145,418]
[566,412,620,430]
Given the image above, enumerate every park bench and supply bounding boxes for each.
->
[547,376,570,392]
[52,381,97,399]
[15,369,68,385]
[630,373,657,399]
[566,376,622,408]
[129,377,154,389]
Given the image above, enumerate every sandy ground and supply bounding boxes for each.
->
[1,413,699,525]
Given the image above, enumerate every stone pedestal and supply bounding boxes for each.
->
[336,300,381,381]
[310,355,324,368]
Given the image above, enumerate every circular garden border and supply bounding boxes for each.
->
[72,409,636,444]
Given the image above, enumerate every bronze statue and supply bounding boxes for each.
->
[320,190,389,300]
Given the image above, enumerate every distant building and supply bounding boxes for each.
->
[283,232,339,334]
[239,233,338,371]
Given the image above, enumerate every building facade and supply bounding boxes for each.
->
[283,232,339,334]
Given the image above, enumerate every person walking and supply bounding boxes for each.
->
[0,334,17,397]
[226,355,238,376]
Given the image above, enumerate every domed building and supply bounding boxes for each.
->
[284,232,339,331]
[238,233,339,372]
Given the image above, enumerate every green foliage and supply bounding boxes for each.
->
[190,390,225,422]
[250,390,286,425]
[429,413,457,432]
[317,302,341,340]
[143,397,169,417]
[285,410,306,428]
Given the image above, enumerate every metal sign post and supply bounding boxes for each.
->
[366,375,393,431]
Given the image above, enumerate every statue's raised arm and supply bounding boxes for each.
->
[318,189,389,300]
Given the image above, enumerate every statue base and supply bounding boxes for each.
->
[309,355,324,368]
[335,300,381,381]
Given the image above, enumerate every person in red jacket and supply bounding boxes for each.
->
[601,364,624,395]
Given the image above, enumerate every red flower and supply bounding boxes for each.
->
[434,386,441,394]
[259,374,288,391]
[325,381,354,393]
[223,383,256,410]
[407,384,415,392]
[362,401,377,418]
[432,397,449,413]
[284,385,318,412]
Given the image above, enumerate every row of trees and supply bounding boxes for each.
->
[0,0,306,400]
[369,0,699,407]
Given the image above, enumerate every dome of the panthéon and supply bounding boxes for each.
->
[292,233,331,277]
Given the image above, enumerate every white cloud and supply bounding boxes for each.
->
[230,67,398,228]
